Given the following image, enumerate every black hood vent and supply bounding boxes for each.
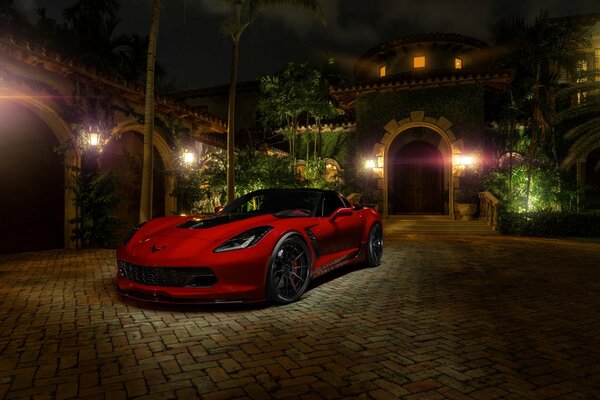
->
[177,214,254,229]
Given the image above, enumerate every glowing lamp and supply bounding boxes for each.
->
[88,132,101,146]
[457,155,476,167]
[365,159,376,169]
[183,150,195,164]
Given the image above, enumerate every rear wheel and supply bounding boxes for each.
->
[266,234,311,304]
[366,224,383,267]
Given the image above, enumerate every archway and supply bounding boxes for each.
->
[0,101,64,253]
[585,148,600,209]
[389,140,444,214]
[374,112,458,217]
[99,132,167,239]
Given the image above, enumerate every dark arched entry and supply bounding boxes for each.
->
[100,133,166,239]
[585,149,600,209]
[0,101,64,253]
[389,140,444,214]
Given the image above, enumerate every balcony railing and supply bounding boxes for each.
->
[478,191,500,230]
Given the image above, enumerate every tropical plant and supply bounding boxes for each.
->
[258,62,341,164]
[220,0,325,204]
[30,0,158,82]
[71,168,122,248]
[484,163,577,212]
[491,10,590,209]
[186,147,297,212]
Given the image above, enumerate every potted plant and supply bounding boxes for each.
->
[456,171,481,220]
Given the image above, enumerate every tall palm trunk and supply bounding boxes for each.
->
[226,2,247,204]
[140,0,160,222]
[226,38,239,204]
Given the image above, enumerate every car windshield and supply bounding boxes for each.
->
[221,190,322,217]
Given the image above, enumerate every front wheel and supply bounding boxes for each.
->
[366,223,383,267]
[266,234,311,304]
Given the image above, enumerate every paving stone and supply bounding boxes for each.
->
[0,235,599,398]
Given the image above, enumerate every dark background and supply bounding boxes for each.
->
[19,0,600,90]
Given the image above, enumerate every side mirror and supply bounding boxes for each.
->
[329,207,353,222]
[214,205,224,214]
[352,203,364,211]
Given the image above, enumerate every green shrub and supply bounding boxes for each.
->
[71,170,122,247]
[499,210,600,237]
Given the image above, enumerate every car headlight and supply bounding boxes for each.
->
[123,222,146,245]
[214,226,273,253]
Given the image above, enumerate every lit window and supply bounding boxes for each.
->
[379,65,386,77]
[577,91,588,105]
[576,59,588,83]
[454,58,463,69]
[413,56,426,69]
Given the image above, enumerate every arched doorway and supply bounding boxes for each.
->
[389,140,444,214]
[0,101,64,253]
[585,148,600,209]
[99,132,166,239]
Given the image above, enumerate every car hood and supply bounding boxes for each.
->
[128,213,281,252]
[122,213,289,262]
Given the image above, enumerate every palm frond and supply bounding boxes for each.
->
[247,0,325,25]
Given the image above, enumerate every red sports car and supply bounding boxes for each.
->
[116,188,383,305]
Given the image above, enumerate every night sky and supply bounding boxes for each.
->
[17,0,600,90]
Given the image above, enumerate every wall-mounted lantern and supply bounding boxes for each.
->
[456,154,476,167]
[183,149,196,165]
[79,125,110,153]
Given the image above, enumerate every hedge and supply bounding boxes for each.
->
[499,211,600,237]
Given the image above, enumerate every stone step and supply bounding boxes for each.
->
[383,215,500,235]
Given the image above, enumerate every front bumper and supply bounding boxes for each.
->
[115,247,271,304]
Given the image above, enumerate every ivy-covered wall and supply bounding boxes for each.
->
[294,130,356,166]
[355,84,485,155]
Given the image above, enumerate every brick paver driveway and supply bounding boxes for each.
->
[1,234,599,399]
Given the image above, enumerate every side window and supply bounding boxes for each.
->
[237,194,264,213]
[321,192,345,217]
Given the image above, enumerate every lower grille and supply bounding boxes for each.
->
[118,260,217,287]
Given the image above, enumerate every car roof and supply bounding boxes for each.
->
[247,188,338,195]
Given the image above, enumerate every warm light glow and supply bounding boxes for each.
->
[365,159,376,169]
[456,155,476,166]
[413,56,426,68]
[454,58,463,69]
[183,150,195,164]
[88,132,100,146]
[379,65,386,77]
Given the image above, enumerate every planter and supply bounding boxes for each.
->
[456,202,478,221]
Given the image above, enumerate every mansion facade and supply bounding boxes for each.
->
[1,14,599,254]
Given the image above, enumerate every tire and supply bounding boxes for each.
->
[366,223,383,267]
[266,234,311,304]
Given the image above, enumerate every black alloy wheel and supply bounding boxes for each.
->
[267,234,311,304]
[366,223,383,267]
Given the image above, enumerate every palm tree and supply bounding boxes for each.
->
[221,0,325,204]
[258,61,340,163]
[491,10,590,209]
[139,0,161,223]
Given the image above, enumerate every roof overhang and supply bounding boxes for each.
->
[331,69,513,110]
[0,34,226,135]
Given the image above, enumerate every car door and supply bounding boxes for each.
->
[311,192,363,260]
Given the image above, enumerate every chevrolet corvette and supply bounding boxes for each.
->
[116,188,383,305]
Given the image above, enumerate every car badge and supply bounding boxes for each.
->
[151,245,167,253]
